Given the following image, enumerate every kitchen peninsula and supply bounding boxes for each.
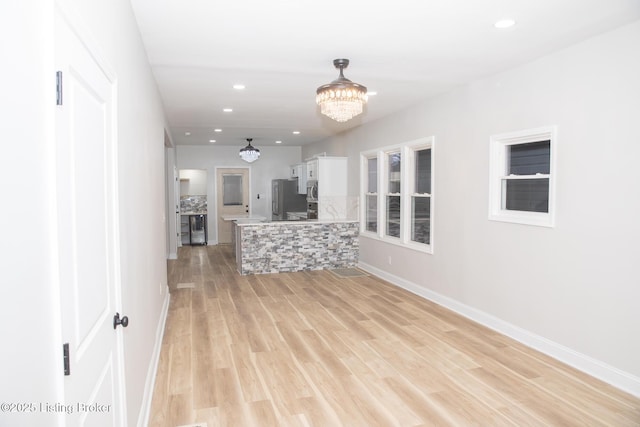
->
[234,219,359,275]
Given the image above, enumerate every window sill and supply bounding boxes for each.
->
[489,210,555,228]
[360,231,433,254]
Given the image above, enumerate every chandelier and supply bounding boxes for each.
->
[316,58,368,123]
[239,138,260,163]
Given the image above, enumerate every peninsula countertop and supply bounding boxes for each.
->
[180,211,208,215]
[233,218,357,226]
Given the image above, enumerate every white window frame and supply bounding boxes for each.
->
[488,126,557,227]
[407,145,432,246]
[384,149,402,239]
[360,136,434,253]
[363,155,379,234]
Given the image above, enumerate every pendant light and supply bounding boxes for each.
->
[239,138,260,163]
[316,58,368,122]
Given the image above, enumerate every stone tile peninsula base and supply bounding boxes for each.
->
[235,220,359,275]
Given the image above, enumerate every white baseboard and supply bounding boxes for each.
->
[358,261,640,398]
[137,291,171,427]
[168,252,177,260]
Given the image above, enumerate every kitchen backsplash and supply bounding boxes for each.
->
[318,196,359,221]
[180,195,207,213]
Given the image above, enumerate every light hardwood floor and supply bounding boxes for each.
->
[149,245,640,427]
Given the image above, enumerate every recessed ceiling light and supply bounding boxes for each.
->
[292,131,300,135]
[275,140,282,144]
[209,139,216,143]
[185,131,191,136]
[367,91,377,96]
[233,84,245,90]
[494,19,516,29]
[214,129,222,132]
[223,108,233,112]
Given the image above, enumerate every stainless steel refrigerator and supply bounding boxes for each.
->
[272,179,307,220]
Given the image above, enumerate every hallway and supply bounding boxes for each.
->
[149,245,640,426]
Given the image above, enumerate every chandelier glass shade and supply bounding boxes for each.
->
[316,59,368,123]
[239,138,260,163]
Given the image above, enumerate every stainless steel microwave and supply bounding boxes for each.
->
[306,180,318,202]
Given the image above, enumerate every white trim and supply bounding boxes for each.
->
[357,261,640,398]
[137,291,171,427]
[360,154,377,236]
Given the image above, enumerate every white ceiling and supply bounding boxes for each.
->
[130,0,640,148]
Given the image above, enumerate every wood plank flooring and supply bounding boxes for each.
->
[149,245,640,426]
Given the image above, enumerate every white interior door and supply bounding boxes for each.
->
[55,11,126,427]
[216,168,250,244]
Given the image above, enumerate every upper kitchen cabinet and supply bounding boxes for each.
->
[290,163,307,194]
[307,157,347,197]
[306,157,348,220]
[307,159,318,180]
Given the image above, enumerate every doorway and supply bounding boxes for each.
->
[216,168,250,244]
[179,169,207,246]
[55,10,125,425]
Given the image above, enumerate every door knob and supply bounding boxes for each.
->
[113,312,129,329]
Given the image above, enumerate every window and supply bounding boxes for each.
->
[365,157,378,233]
[386,152,401,238]
[222,174,243,206]
[411,148,431,244]
[361,137,434,252]
[489,126,556,227]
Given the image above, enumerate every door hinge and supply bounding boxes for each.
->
[63,343,70,376]
[56,71,63,105]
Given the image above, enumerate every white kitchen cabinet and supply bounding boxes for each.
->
[290,163,307,194]
[306,157,348,220]
[307,159,318,180]
[296,164,307,194]
[307,157,346,187]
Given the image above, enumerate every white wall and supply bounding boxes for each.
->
[0,1,61,425]
[177,145,303,242]
[304,20,640,395]
[304,140,347,159]
[0,1,170,425]
[179,169,207,195]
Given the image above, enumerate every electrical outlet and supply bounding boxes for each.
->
[388,256,392,265]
